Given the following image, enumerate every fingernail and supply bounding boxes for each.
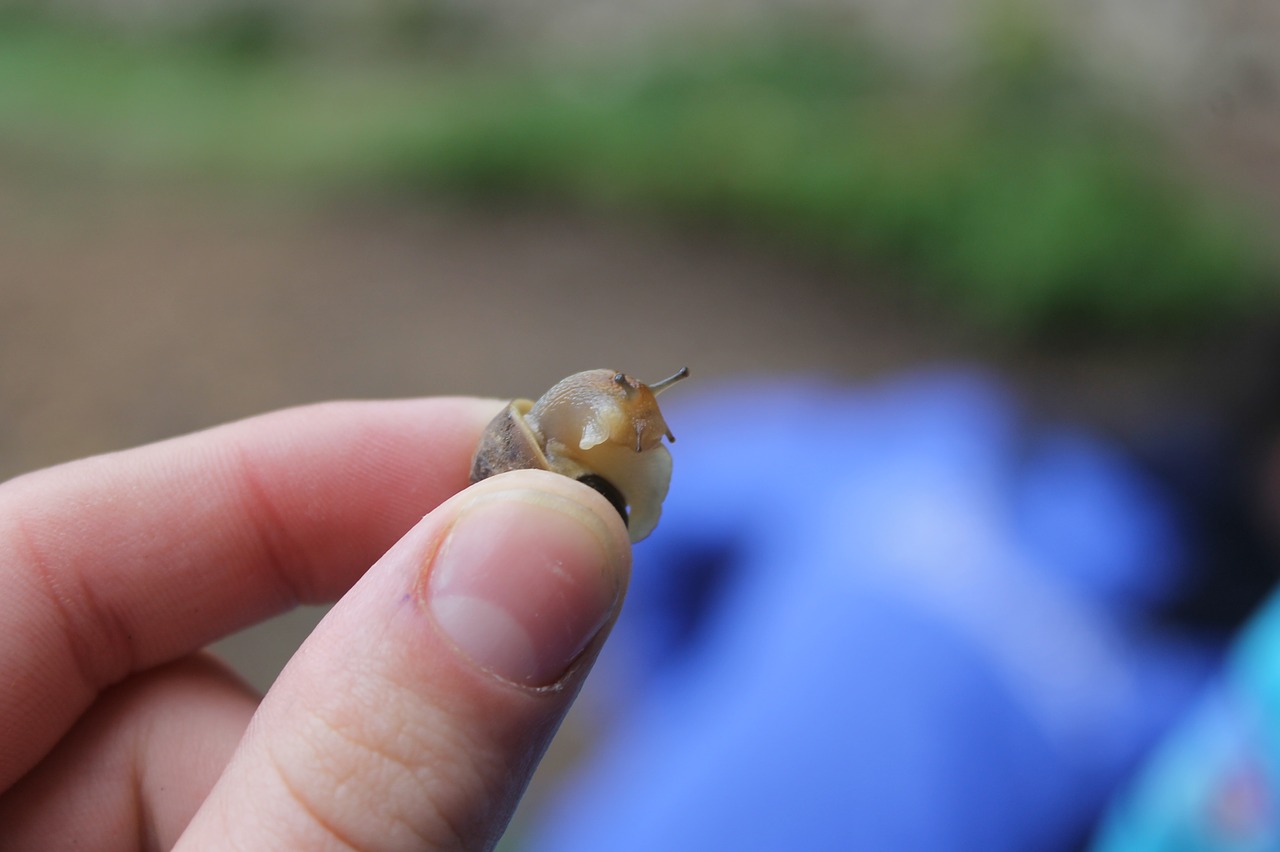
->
[425,489,624,688]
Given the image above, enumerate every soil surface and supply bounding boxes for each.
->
[0,172,974,686]
[2,171,1263,691]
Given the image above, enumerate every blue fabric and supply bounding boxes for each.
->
[526,371,1218,851]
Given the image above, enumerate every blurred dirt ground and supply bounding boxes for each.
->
[1,152,1271,689]
[4,153,1274,686]
[0,169,979,688]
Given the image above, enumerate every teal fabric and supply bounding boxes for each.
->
[1095,593,1280,852]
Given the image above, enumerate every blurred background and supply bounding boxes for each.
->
[4,0,1280,848]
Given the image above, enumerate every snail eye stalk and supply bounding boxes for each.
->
[649,367,690,395]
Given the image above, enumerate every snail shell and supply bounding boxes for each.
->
[470,368,688,542]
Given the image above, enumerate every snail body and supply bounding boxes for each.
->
[470,368,688,542]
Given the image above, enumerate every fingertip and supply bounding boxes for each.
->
[453,469,633,572]
[424,469,633,689]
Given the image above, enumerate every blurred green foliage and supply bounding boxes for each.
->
[0,10,1268,334]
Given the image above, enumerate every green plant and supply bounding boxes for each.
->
[0,16,1267,335]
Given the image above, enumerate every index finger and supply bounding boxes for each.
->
[0,397,499,791]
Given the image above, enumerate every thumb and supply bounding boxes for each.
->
[177,469,632,851]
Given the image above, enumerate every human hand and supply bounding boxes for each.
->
[0,399,632,850]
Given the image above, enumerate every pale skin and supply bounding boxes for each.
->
[0,398,633,850]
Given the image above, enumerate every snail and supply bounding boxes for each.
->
[470,367,689,542]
